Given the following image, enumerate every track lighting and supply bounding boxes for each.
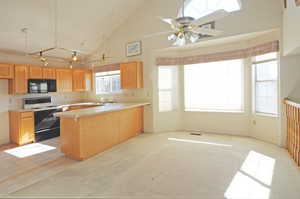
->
[72,51,78,62]
[39,51,48,66]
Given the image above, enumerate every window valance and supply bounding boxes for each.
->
[156,40,279,66]
[93,63,120,73]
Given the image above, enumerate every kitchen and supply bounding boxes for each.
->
[2,0,300,198]
[0,61,150,160]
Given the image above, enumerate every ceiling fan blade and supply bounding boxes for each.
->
[157,16,179,30]
[144,31,175,38]
[193,27,223,36]
[191,9,229,26]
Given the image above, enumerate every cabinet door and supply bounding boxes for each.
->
[13,65,28,94]
[121,62,137,89]
[120,62,143,89]
[43,67,56,79]
[0,63,14,79]
[73,70,85,91]
[20,116,34,145]
[56,69,73,92]
[29,66,43,79]
[85,70,93,91]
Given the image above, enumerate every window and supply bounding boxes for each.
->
[183,0,241,19]
[95,70,121,94]
[253,53,278,115]
[158,66,178,112]
[184,59,243,112]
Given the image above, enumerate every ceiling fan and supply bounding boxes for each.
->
[147,0,229,46]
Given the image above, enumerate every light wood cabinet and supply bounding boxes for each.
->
[43,67,56,79]
[120,61,143,89]
[73,69,86,92]
[119,107,143,143]
[60,106,144,160]
[9,65,29,94]
[56,68,73,92]
[29,66,43,79]
[0,63,14,79]
[9,111,35,145]
[85,70,93,91]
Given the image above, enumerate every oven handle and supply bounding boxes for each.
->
[35,127,60,134]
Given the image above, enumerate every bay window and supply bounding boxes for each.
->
[252,53,278,115]
[184,59,243,112]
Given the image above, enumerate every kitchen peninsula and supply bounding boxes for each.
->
[55,103,150,160]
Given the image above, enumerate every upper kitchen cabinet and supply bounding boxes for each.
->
[73,69,93,92]
[9,65,29,94]
[283,1,300,55]
[120,61,143,89]
[85,70,93,91]
[43,67,56,79]
[29,66,43,79]
[73,69,86,92]
[0,63,14,79]
[56,68,73,92]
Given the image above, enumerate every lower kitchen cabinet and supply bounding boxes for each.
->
[9,111,35,145]
[60,106,144,160]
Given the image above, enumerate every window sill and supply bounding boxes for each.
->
[95,92,122,95]
[254,112,279,118]
[184,109,245,114]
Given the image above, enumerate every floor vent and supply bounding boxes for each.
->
[190,132,202,136]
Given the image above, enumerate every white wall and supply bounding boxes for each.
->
[87,0,283,143]
[283,0,300,55]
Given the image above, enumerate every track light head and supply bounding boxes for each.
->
[72,51,78,62]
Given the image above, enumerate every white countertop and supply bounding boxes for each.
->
[54,102,151,119]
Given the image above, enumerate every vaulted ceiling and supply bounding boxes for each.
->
[0,0,146,58]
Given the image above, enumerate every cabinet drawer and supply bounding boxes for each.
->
[21,112,33,118]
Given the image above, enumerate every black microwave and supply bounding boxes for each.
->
[28,79,57,93]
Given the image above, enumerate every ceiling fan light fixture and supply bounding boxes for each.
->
[168,34,177,41]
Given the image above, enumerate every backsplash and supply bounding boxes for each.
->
[86,88,151,103]
[8,92,86,110]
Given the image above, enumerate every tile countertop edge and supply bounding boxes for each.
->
[54,102,151,119]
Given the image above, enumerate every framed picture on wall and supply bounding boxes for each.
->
[126,41,142,57]
[296,0,300,6]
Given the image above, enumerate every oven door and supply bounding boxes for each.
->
[34,108,62,132]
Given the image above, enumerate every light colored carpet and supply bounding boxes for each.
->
[1,132,300,199]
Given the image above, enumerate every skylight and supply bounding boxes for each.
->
[183,0,241,19]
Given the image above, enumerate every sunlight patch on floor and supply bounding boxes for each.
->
[225,172,270,199]
[4,143,56,158]
[241,151,276,186]
[224,151,276,199]
[168,138,232,147]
